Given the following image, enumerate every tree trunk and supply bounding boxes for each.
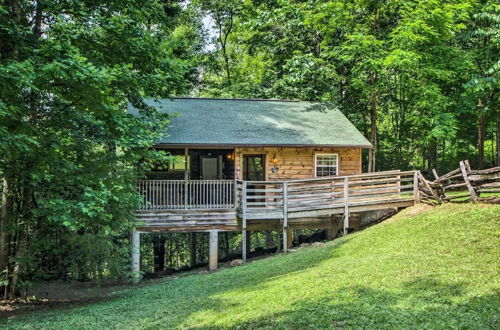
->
[217,13,233,92]
[9,229,27,299]
[152,234,166,272]
[428,140,437,173]
[478,98,486,169]
[189,232,197,268]
[264,231,273,248]
[0,179,9,274]
[368,73,378,172]
[222,232,230,257]
[245,231,251,256]
[496,112,500,166]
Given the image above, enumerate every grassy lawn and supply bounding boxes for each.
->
[445,190,500,202]
[2,203,499,329]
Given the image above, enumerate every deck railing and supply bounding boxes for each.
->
[235,170,416,259]
[138,180,236,210]
[138,171,416,212]
[237,170,416,215]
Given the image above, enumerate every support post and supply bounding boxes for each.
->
[276,226,281,253]
[189,232,197,268]
[413,171,421,204]
[184,147,189,209]
[208,230,218,271]
[327,216,339,240]
[460,160,478,203]
[343,177,349,236]
[131,229,141,273]
[282,182,288,253]
[286,228,293,249]
[242,181,247,262]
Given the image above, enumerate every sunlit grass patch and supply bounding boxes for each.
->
[2,203,499,329]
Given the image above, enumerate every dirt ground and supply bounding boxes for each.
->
[0,280,129,318]
[0,259,243,318]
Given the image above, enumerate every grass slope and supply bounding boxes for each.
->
[3,204,500,329]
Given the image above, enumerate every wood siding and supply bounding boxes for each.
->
[234,147,362,180]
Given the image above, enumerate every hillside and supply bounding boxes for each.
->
[2,203,499,329]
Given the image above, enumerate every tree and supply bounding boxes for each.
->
[196,0,244,95]
[0,0,197,297]
[461,2,500,168]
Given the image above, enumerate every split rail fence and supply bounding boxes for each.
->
[415,160,500,205]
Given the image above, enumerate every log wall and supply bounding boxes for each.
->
[234,147,362,180]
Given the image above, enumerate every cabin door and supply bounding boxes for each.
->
[243,155,265,206]
[201,156,222,179]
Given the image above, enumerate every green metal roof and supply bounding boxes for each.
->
[128,98,372,148]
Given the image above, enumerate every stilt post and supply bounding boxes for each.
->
[131,229,141,282]
[208,230,218,271]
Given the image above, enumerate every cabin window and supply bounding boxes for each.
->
[152,155,187,172]
[315,154,338,177]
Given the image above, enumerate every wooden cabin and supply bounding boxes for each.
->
[128,98,417,272]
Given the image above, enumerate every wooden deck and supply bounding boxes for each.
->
[135,170,416,234]
[132,170,417,269]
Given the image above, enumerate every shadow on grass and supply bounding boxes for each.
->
[227,277,500,329]
[1,237,351,324]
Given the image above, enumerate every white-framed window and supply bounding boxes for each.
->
[315,154,339,177]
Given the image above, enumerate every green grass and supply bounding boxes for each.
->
[445,190,499,201]
[3,204,500,329]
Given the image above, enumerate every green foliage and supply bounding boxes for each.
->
[196,0,500,172]
[2,203,499,328]
[0,0,201,291]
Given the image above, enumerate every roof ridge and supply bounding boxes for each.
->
[171,97,299,102]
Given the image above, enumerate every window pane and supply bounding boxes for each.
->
[317,155,337,165]
[315,154,338,177]
[316,166,337,177]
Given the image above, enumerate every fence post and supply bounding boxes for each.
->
[282,182,288,253]
[343,177,349,236]
[460,160,478,203]
[413,171,421,204]
[242,181,247,262]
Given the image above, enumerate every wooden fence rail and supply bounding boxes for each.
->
[416,160,500,205]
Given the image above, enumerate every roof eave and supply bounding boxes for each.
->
[154,143,373,149]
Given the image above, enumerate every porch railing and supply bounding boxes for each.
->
[138,171,417,212]
[238,170,417,215]
[138,180,236,210]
